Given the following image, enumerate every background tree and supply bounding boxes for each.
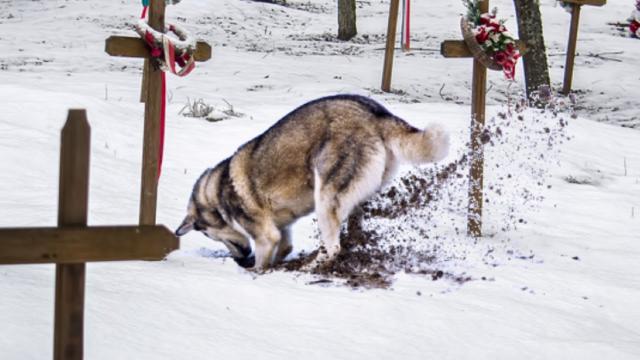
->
[513,0,551,99]
[338,0,357,40]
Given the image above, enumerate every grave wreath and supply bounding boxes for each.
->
[461,0,521,80]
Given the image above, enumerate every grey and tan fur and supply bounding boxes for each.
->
[175,95,449,270]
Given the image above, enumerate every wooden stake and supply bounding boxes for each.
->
[381,0,400,92]
[559,0,606,95]
[467,56,487,237]
[141,60,150,103]
[441,0,505,237]
[54,109,90,360]
[466,0,489,238]
[562,4,581,95]
[139,0,165,226]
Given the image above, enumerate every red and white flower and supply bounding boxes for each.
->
[629,1,640,38]
[468,8,521,80]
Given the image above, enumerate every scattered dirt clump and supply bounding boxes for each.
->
[279,102,572,289]
[280,155,472,289]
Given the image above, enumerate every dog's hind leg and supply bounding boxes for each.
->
[274,227,293,263]
[310,143,387,268]
[312,179,342,267]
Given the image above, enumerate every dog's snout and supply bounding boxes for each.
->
[239,244,252,258]
[234,255,255,268]
[227,241,254,268]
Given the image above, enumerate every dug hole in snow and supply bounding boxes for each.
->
[1,0,640,359]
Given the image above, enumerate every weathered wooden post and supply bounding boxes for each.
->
[105,0,212,225]
[560,0,607,95]
[138,0,165,226]
[440,1,524,237]
[381,0,400,92]
[0,110,179,359]
[54,109,90,360]
[440,0,490,237]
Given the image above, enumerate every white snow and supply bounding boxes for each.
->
[1,0,640,359]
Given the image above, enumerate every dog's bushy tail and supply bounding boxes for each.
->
[386,119,450,165]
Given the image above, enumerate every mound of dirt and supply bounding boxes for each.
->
[279,155,472,289]
[279,102,571,289]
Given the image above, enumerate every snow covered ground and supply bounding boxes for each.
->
[1,0,640,359]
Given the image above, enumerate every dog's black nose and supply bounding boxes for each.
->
[234,255,255,268]
[239,245,252,258]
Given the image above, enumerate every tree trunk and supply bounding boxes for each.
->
[513,0,551,100]
[338,0,357,40]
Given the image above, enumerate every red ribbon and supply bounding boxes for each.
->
[139,6,197,178]
[631,20,640,36]
[162,28,195,77]
[493,46,520,80]
[405,0,410,50]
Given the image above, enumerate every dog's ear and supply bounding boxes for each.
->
[175,216,195,236]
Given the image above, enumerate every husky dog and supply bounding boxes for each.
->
[175,95,449,270]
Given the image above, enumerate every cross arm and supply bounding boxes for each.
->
[0,225,179,265]
[105,36,212,61]
[441,40,527,58]
[560,0,606,6]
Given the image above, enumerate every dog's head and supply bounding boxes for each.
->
[175,166,255,268]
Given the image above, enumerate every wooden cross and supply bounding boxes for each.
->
[560,0,606,95]
[104,0,212,226]
[440,1,525,237]
[0,110,179,360]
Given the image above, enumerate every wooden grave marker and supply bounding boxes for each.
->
[440,0,525,237]
[0,110,179,360]
[104,0,212,225]
[560,0,607,95]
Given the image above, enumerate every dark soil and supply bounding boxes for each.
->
[278,154,473,289]
[277,98,571,289]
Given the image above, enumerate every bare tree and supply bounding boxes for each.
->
[338,0,357,40]
[513,0,551,99]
